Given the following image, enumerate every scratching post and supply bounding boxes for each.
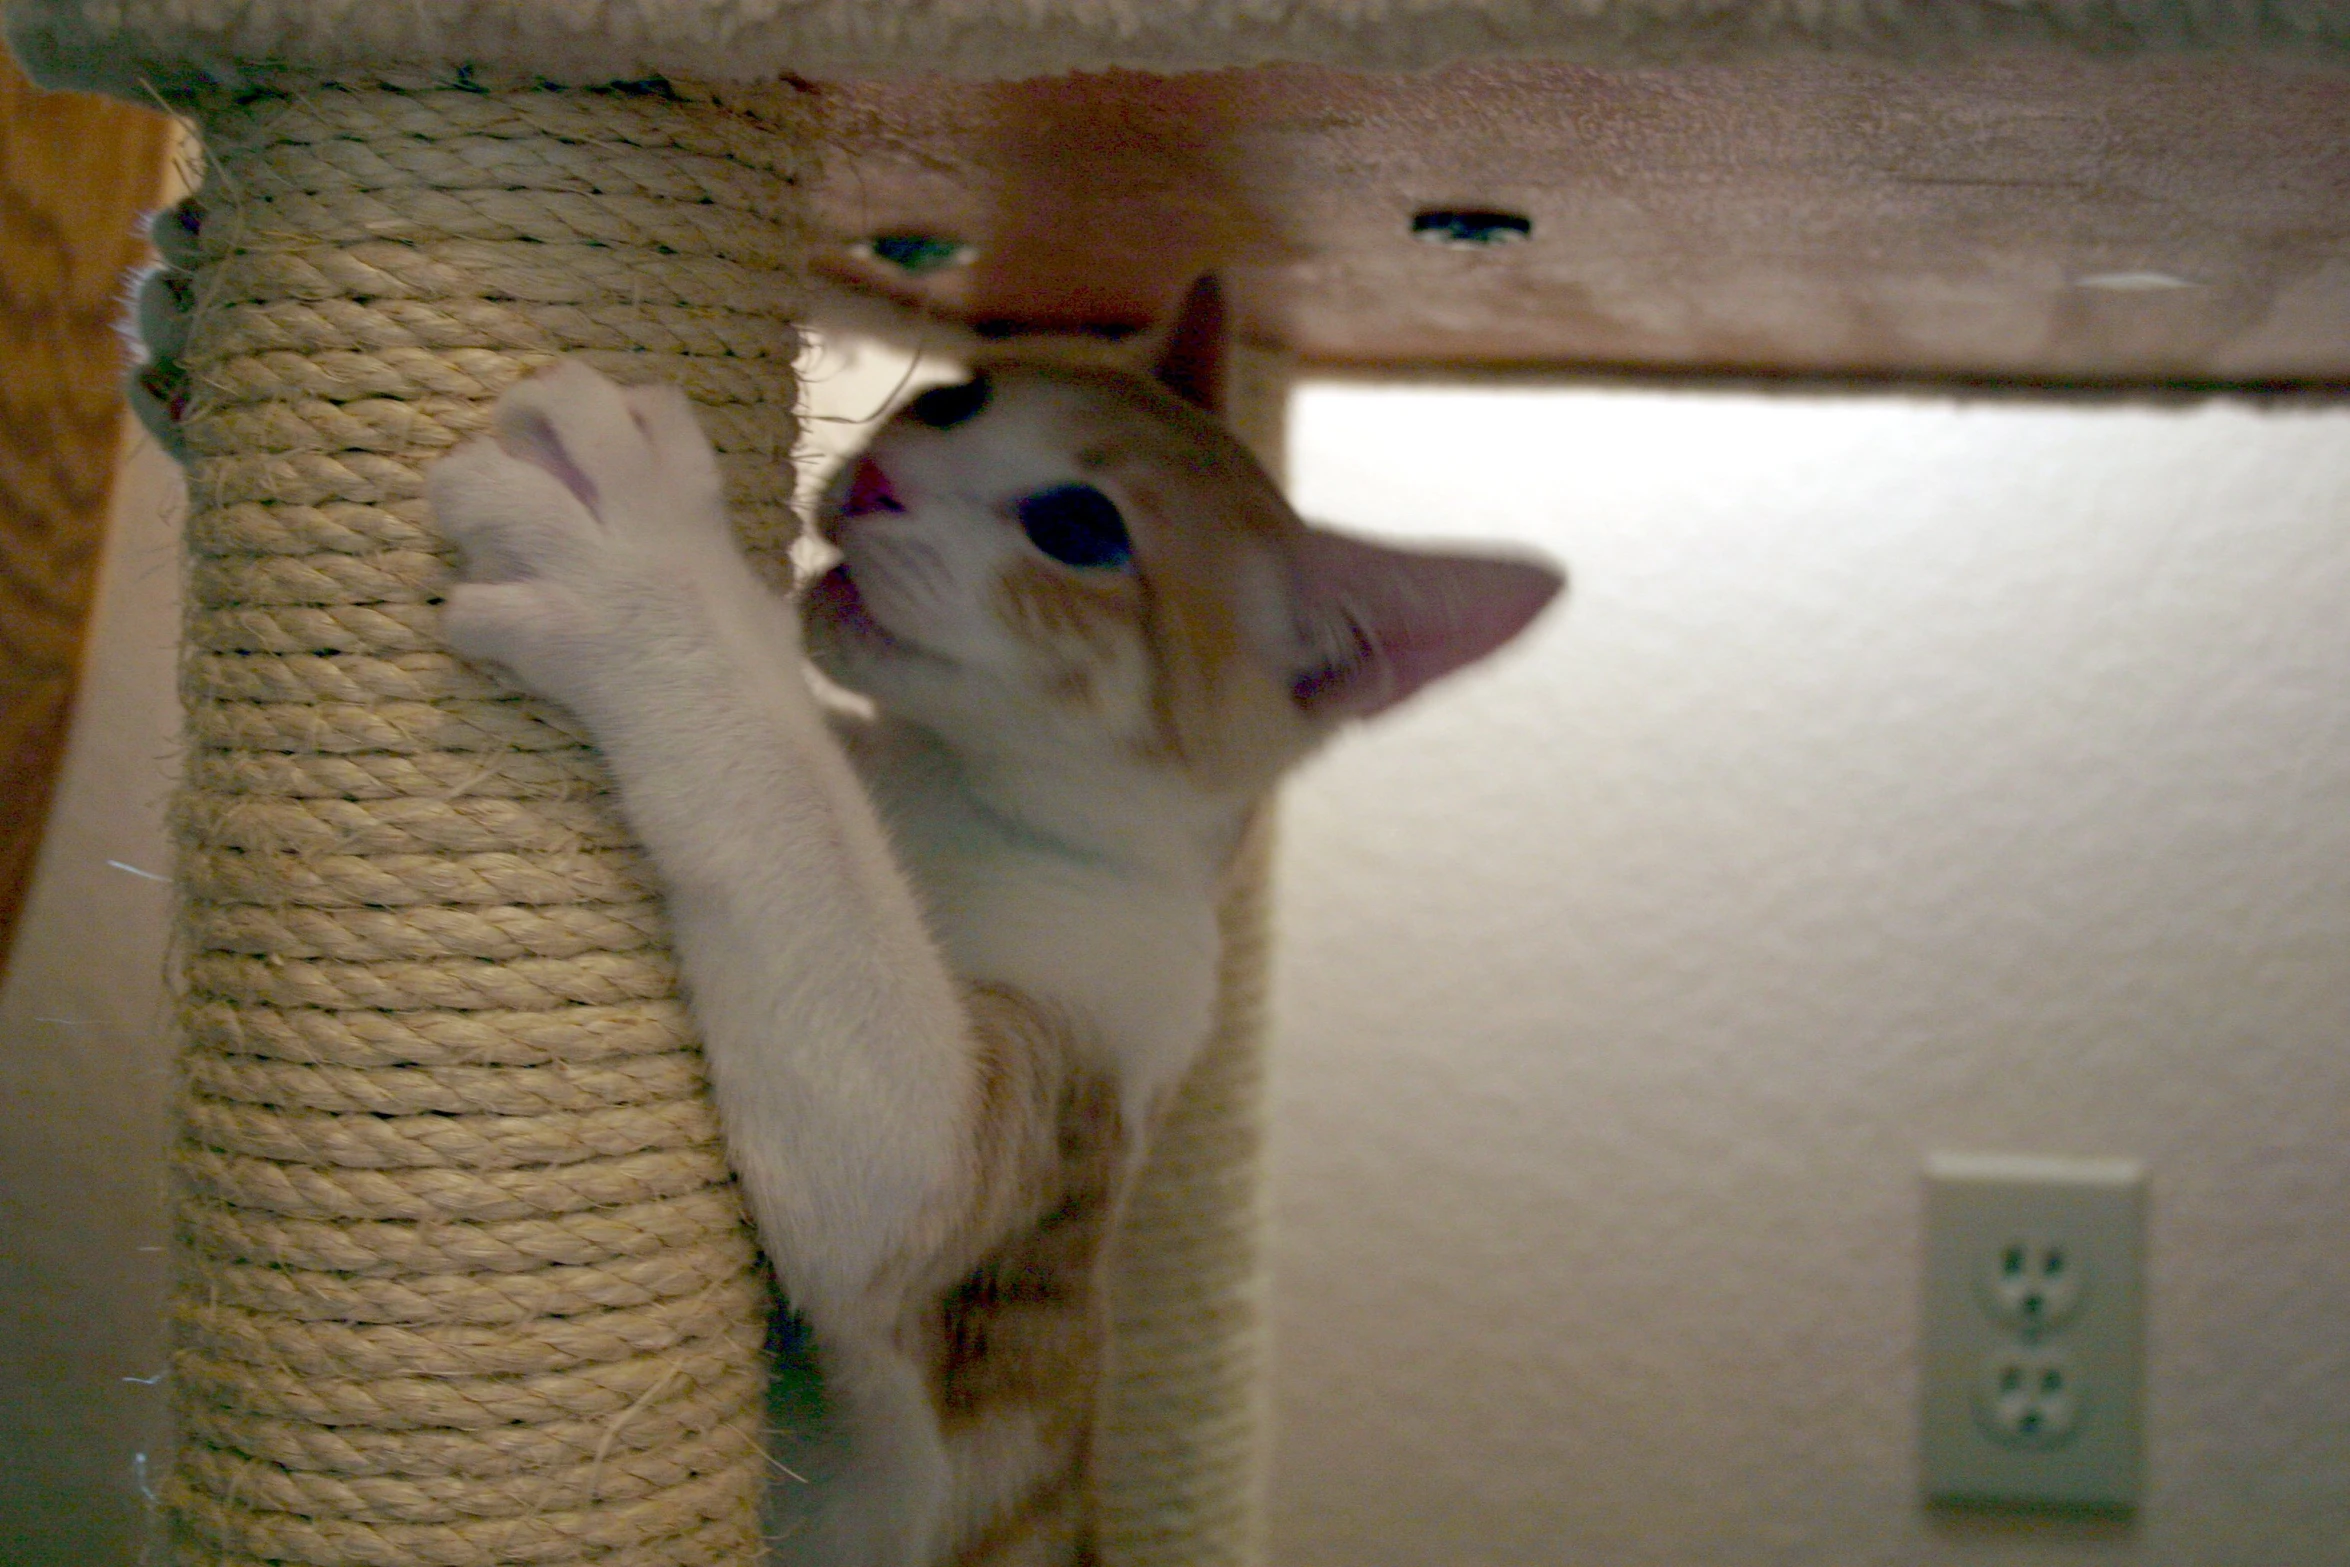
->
[165,76,809,1564]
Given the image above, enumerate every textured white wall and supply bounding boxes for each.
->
[0,433,184,1558]
[1267,383,2350,1565]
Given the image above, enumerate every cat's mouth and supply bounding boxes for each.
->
[837,455,904,522]
[814,458,955,666]
[809,562,889,640]
[808,562,947,666]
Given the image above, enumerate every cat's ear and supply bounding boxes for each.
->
[1138,275,1227,414]
[1286,529,1564,720]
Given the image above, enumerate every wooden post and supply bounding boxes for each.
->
[0,46,171,981]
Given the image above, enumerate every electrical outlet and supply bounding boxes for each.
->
[1921,1153,2146,1511]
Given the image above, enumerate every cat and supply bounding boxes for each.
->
[139,239,1563,1561]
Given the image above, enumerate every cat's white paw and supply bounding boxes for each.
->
[431,362,742,715]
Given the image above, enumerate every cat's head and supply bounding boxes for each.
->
[805,284,1563,795]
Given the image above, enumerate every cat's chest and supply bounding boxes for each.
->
[862,762,1221,1112]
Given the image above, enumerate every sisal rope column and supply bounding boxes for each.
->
[163,75,810,1566]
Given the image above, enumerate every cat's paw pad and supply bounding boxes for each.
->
[431,362,736,706]
[435,361,732,581]
[490,361,729,547]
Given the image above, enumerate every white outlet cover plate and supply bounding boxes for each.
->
[1921,1153,2146,1511]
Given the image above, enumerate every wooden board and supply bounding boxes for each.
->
[0,46,173,980]
[815,56,2350,387]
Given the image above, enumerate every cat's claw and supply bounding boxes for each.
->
[432,362,744,717]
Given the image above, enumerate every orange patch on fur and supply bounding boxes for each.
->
[928,984,1125,1428]
[1110,473,1266,774]
[914,984,1127,1562]
[994,559,1138,654]
[949,1455,1093,1567]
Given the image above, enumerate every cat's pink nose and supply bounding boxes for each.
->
[841,456,905,520]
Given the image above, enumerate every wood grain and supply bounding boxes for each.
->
[0,47,173,981]
[817,61,2350,385]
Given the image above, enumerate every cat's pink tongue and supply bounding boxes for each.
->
[842,456,904,518]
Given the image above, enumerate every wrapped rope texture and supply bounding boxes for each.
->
[163,74,811,1567]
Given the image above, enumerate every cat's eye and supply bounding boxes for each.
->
[1016,484,1133,570]
[907,375,992,430]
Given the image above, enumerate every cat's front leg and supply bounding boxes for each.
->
[432,365,976,1563]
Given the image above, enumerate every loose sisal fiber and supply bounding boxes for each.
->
[164,75,811,1565]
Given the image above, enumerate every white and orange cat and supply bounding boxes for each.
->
[147,246,1559,1561]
